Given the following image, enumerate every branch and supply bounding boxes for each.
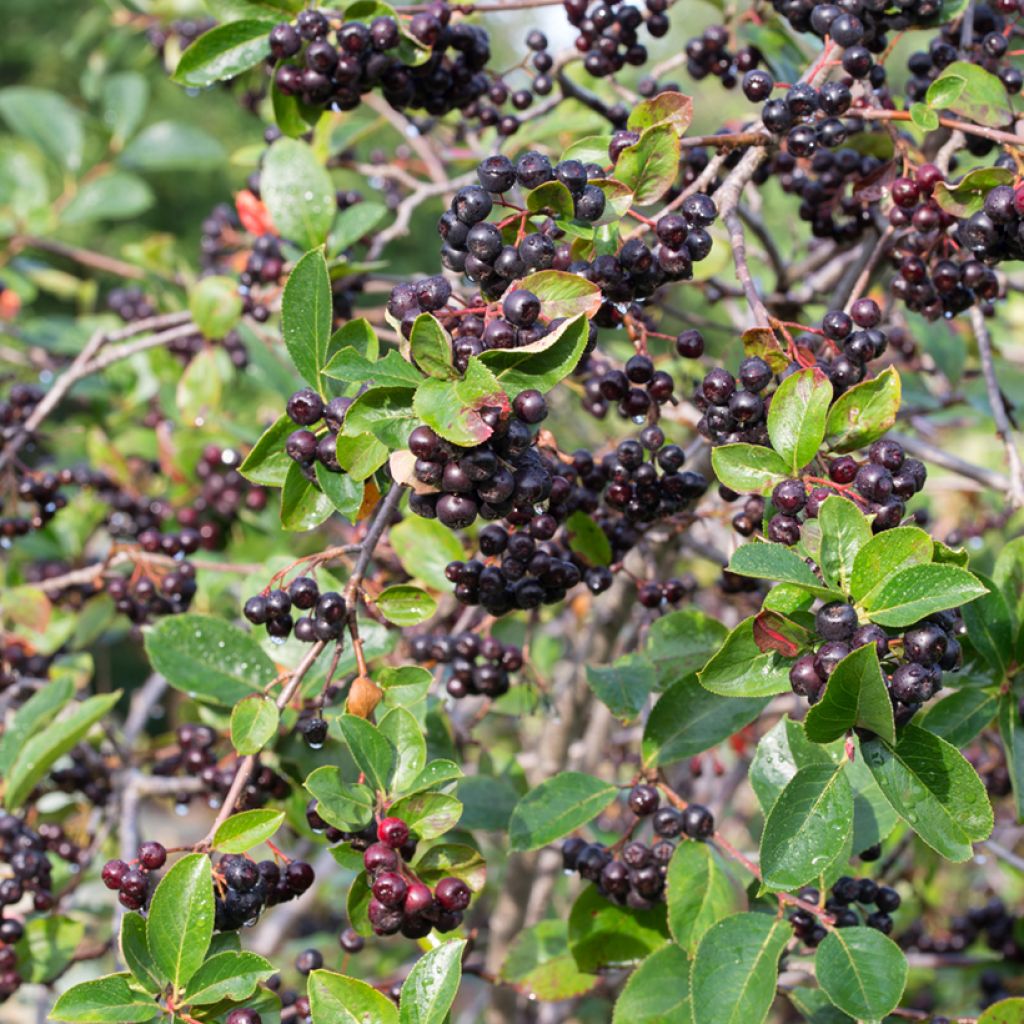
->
[858,107,1024,149]
[970,306,1024,507]
[12,235,181,283]
[889,431,1011,493]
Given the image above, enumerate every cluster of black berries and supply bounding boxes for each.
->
[2,469,70,540]
[214,854,315,930]
[360,817,471,938]
[106,558,198,625]
[886,165,1002,320]
[181,445,269,531]
[146,16,216,56]
[0,641,50,703]
[152,725,289,812]
[563,0,670,80]
[790,876,902,948]
[49,745,113,806]
[107,287,157,323]
[577,350,679,422]
[758,76,859,157]
[789,603,964,725]
[0,384,41,447]
[905,4,1024,105]
[684,25,762,89]
[636,573,697,609]
[282,387,353,481]
[101,840,168,911]
[898,898,1024,964]
[409,632,523,699]
[695,355,773,446]
[561,785,715,910]
[269,7,493,122]
[244,574,348,643]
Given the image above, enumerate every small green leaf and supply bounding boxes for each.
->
[666,843,739,952]
[388,792,462,840]
[379,707,426,794]
[759,762,853,891]
[183,950,275,1005]
[281,461,335,531]
[646,608,728,687]
[998,691,1024,823]
[526,180,575,218]
[934,166,1015,217]
[398,940,465,1024]
[172,19,275,87]
[910,102,940,131]
[612,943,691,1024]
[262,138,336,249]
[413,359,504,446]
[281,247,332,388]
[412,842,486,892]
[849,526,934,604]
[627,90,693,135]
[711,443,792,495]
[927,60,1012,127]
[805,645,896,745]
[213,809,286,853]
[586,654,656,721]
[861,563,987,627]
[614,124,680,205]
[922,687,999,747]
[477,314,590,396]
[304,766,376,831]
[979,999,1024,1024]
[240,415,294,487]
[323,347,421,388]
[340,714,395,794]
[344,386,419,448]
[314,463,364,523]
[818,496,871,593]
[51,974,157,1023]
[767,367,832,473]
[815,927,908,1020]
[0,86,84,172]
[824,367,901,453]
[509,771,618,851]
[14,915,85,983]
[308,970,400,1024]
[119,914,162,995]
[0,676,73,775]
[728,541,840,597]
[690,913,792,1024]
[230,695,279,755]
[698,616,792,697]
[514,270,603,320]
[568,886,669,972]
[502,921,597,1002]
[565,509,612,566]
[376,585,437,626]
[409,313,454,379]
[388,516,464,590]
[146,853,213,991]
[961,572,1013,675]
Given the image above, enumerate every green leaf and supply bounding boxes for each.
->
[183,950,275,1005]
[961,572,1013,675]
[614,124,680,205]
[612,944,691,1024]
[454,775,518,831]
[477,314,590,397]
[388,792,462,840]
[698,616,793,697]
[786,985,854,1024]
[862,725,993,861]
[102,72,149,148]
[627,90,693,134]
[51,974,157,1023]
[994,536,1024,627]
[767,367,832,473]
[230,694,280,755]
[146,853,214,991]
[4,691,121,810]
[849,526,934,604]
[711,443,792,495]
[119,914,162,994]
[515,270,603,320]
[508,771,618,851]
[586,654,656,720]
[526,180,575,219]
[910,102,940,132]
[379,707,426,794]
[331,200,389,253]
[643,674,769,768]
[189,275,242,339]
[561,134,612,165]
[281,461,334,531]
[0,87,84,172]
[314,462,364,523]
[262,138,336,249]
[213,809,286,853]
[281,247,332,388]
[413,359,504,446]
[568,886,669,972]
[818,496,871,594]
[240,414,294,486]
[323,347,422,388]
[666,843,739,952]
[344,386,419,449]
[979,999,1024,1024]
[646,608,728,687]
[690,913,792,1024]
[934,166,1015,217]
[404,758,463,793]
[927,60,1012,127]
[388,516,464,590]
[308,970,399,1024]
[14,915,85,983]
[304,766,375,831]
[376,585,437,626]
[922,686,999,747]
[409,313,454,379]
[750,718,833,813]
[728,541,839,597]
[565,509,612,566]
[759,762,853,891]
[172,19,275,87]
[412,842,486,892]
[0,676,73,775]
[340,714,395,794]
[144,613,275,707]
[815,927,908,1020]
[398,940,465,1024]
[805,645,896,745]
[861,563,987,627]
[824,367,901,453]
[501,921,597,1002]
[61,171,154,224]
[120,121,224,171]
[998,691,1024,823]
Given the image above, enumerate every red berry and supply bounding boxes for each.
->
[435,876,471,911]
[138,841,166,871]
[101,858,129,890]
[377,817,410,849]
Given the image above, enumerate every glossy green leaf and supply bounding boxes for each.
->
[119,914,162,995]
[51,974,157,1023]
[0,676,73,775]
[412,842,486,892]
[308,970,399,1024]
[398,939,465,1024]
[565,509,613,567]
[281,461,335,531]
[146,853,213,991]
[815,927,907,1020]
[979,999,1024,1024]
[240,414,294,487]
[144,613,275,707]
[760,762,853,891]
[922,686,999,747]
[586,654,656,720]
[690,913,792,1024]
[477,314,590,396]
[666,842,739,952]
[849,526,934,604]
[304,766,376,831]
[344,386,419,448]
[728,541,840,597]
[824,367,901,453]
[862,725,993,860]
[568,886,669,972]
[861,563,987,627]
[409,313,454,379]
[501,920,597,1001]
[711,443,792,495]
[927,60,1012,127]
[314,462,364,523]
[172,19,275,87]
[340,714,395,794]
[646,608,728,686]
[515,270,602,320]
[388,516,464,590]
[614,124,680,205]
[627,90,693,134]
[213,809,286,853]
[508,771,618,851]
[818,496,871,594]
[183,950,275,1005]
[413,358,504,446]
[379,707,426,794]
[388,792,462,840]
[612,943,691,1024]
[230,694,279,755]
[323,347,421,388]
[281,247,332,388]
[805,645,895,745]
[0,86,84,171]
[961,572,1013,675]
[698,616,796,697]
[767,367,832,473]
[934,166,1015,217]
[376,585,437,626]
[262,138,336,250]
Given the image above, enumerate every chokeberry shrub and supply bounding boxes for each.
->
[1,0,1024,1021]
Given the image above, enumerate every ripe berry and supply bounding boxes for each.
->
[378,817,410,849]
[772,479,806,514]
[287,388,324,426]
[295,949,323,975]
[681,804,714,839]
[503,289,541,327]
[339,927,364,953]
[628,784,659,816]
[814,641,851,679]
[514,389,547,424]
[902,624,948,667]
[676,329,704,359]
[435,876,471,911]
[138,841,166,871]
[101,858,129,890]
[816,602,858,641]
[286,860,315,893]
[789,654,824,698]
[226,1010,262,1024]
